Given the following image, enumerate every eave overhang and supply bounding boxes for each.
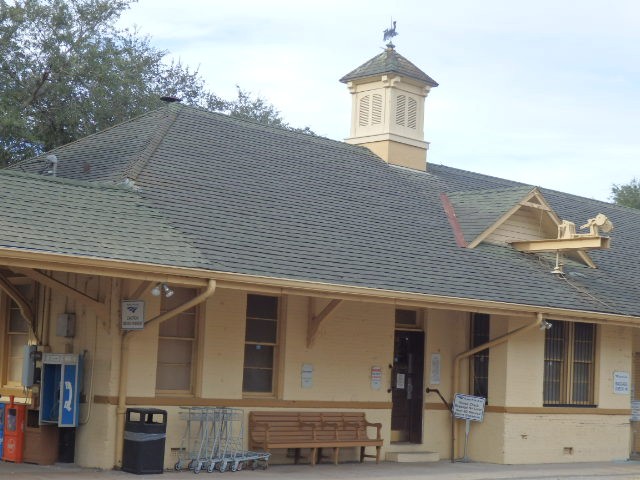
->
[0,245,637,327]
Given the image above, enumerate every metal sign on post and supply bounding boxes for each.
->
[453,393,486,462]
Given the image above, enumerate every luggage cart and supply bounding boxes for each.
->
[175,407,210,472]
[176,406,271,474]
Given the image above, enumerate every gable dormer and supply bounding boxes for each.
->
[443,186,612,268]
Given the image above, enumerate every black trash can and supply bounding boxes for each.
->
[122,408,168,474]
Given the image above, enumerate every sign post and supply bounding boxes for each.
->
[452,393,486,462]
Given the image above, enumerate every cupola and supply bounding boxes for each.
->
[340,43,438,171]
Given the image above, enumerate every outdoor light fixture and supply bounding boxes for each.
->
[162,283,175,298]
[151,283,174,298]
[540,320,552,331]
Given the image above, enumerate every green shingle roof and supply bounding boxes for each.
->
[0,170,207,268]
[7,103,640,319]
[447,186,537,242]
[340,46,439,86]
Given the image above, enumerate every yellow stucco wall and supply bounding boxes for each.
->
[502,414,629,463]
[18,278,635,469]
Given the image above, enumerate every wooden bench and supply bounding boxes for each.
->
[248,411,383,466]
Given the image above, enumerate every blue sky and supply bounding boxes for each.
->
[118,0,639,203]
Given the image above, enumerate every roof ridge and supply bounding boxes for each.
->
[449,185,536,196]
[120,105,182,181]
[0,169,138,192]
[10,104,178,171]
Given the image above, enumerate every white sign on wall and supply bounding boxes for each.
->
[453,393,486,422]
[301,363,313,389]
[121,300,145,330]
[430,353,441,385]
[613,371,630,395]
[371,365,382,390]
[631,401,640,421]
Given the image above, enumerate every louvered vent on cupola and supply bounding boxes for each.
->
[358,94,383,127]
[396,94,418,129]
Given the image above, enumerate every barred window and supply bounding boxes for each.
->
[543,320,596,406]
[471,313,490,399]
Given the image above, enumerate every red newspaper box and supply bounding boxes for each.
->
[3,396,26,463]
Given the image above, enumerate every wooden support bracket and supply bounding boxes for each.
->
[307,298,342,348]
[14,268,110,320]
[0,270,36,341]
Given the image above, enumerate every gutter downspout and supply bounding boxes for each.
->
[450,312,544,463]
[114,279,217,468]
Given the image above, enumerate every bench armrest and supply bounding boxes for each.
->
[364,421,382,440]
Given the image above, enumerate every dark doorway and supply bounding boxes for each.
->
[391,330,424,443]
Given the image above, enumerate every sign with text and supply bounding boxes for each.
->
[613,371,630,395]
[430,353,441,385]
[371,365,382,390]
[301,363,313,389]
[121,300,145,330]
[453,393,486,422]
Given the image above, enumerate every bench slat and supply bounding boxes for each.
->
[249,411,382,466]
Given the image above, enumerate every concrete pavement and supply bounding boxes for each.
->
[1,460,640,480]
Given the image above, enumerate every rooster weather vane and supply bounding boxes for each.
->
[383,20,398,45]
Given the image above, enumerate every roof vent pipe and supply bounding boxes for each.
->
[46,154,58,177]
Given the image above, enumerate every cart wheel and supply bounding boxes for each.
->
[219,462,227,473]
[251,460,257,470]
[188,460,194,470]
[207,463,215,473]
[237,462,244,471]
[194,462,202,474]
[231,463,238,472]
[175,461,182,471]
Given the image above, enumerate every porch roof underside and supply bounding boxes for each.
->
[5,104,640,320]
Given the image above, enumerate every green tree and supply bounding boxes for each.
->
[221,86,314,135]
[0,0,306,167]
[611,179,640,209]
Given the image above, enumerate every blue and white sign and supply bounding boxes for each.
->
[60,363,79,427]
[122,300,145,330]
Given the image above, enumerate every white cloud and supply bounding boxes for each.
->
[118,0,640,201]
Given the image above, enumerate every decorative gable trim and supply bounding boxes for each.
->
[440,193,468,247]
[467,188,558,248]
[445,186,605,268]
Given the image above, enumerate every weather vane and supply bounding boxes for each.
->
[383,19,398,46]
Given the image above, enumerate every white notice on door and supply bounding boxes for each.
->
[396,373,406,389]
